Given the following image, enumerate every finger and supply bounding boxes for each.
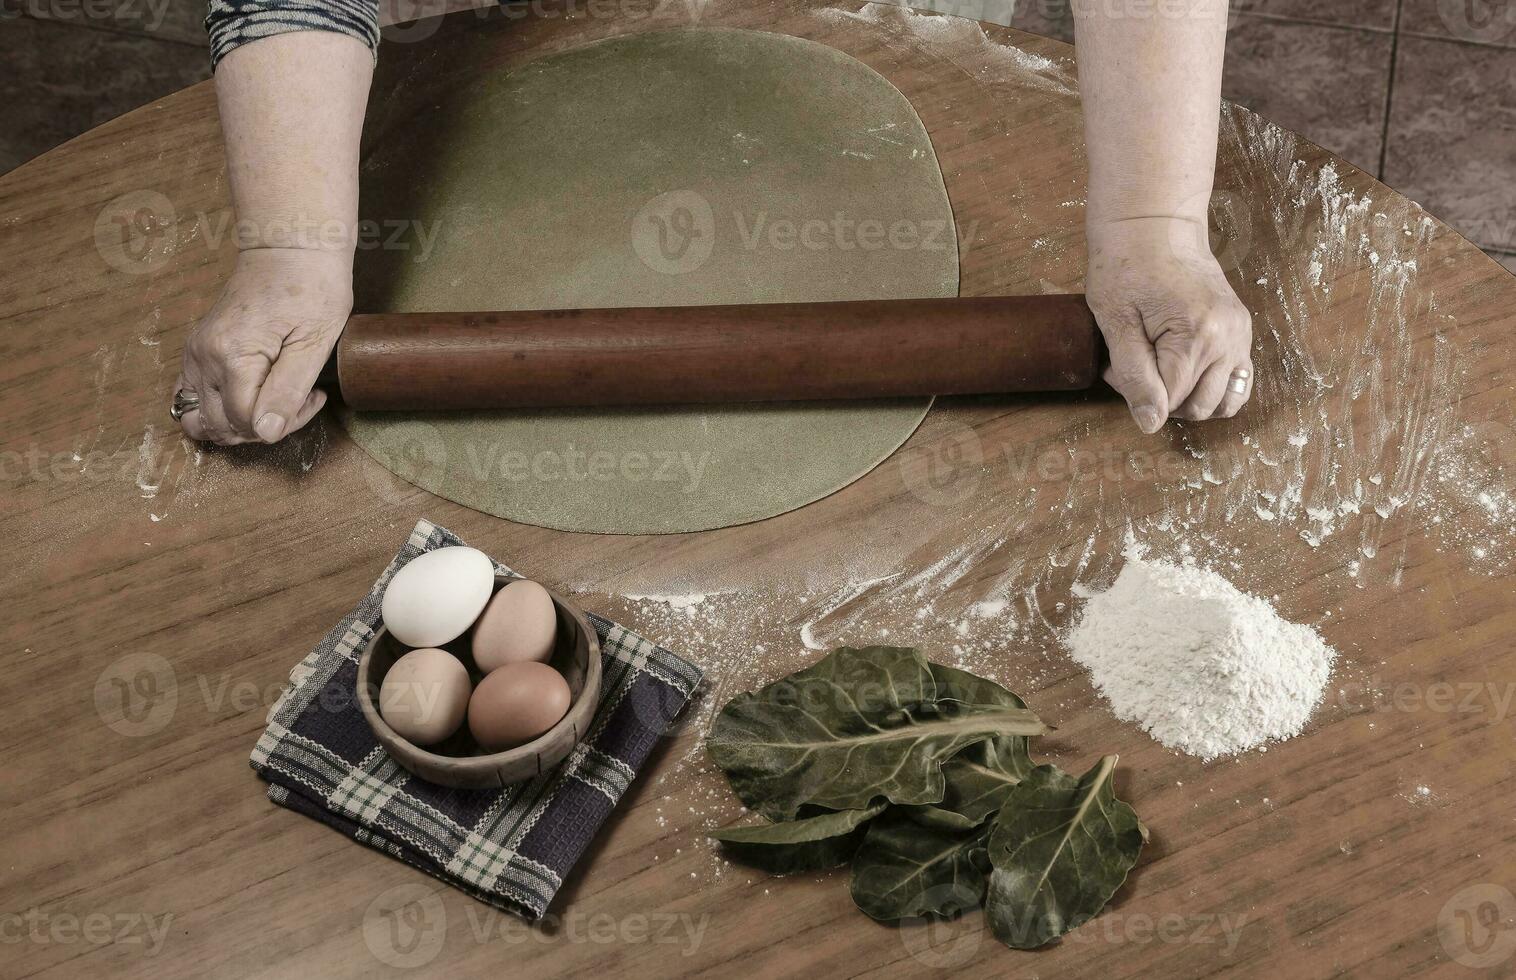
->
[1215,360,1254,418]
[219,360,267,442]
[1176,359,1231,421]
[282,387,330,438]
[251,332,339,443]
[174,372,229,444]
[197,387,253,446]
[172,373,201,441]
[1094,308,1171,434]
[1101,342,1170,434]
[179,408,210,442]
[1155,336,1211,414]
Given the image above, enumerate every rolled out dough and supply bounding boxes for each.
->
[344,27,958,534]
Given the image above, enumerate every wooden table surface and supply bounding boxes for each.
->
[2,2,1514,977]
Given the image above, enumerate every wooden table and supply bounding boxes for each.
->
[2,2,1513,977]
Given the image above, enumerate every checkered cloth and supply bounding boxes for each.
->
[250,519,703,919]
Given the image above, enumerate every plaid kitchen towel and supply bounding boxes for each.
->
[250,519,703,920]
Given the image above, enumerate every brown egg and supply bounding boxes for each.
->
[379,648,471,746]
[467,661,572,751]
[472,579,558,673]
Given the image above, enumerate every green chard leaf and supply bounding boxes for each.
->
[927,662,1026,708]
[849,808,991,921]
[985,756,1146,950]
[927,664,1036,825]
[900,804,982,832]
[710,802,887,873]
[706,647,1047,821]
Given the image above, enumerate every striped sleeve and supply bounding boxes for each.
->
[206,0,382,70]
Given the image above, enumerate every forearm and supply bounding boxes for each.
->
[214,31,375,259]
[1072,0,1228,230]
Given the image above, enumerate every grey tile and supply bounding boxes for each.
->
[1489,250,1516,274]
[1222,15,1394,174]
[1011,0,1073,42]
[1384,36,1516,250]
[19,0,209,47]
[1229,0,1398,31]
[1400,0,1516,47]
[0,18,209,175]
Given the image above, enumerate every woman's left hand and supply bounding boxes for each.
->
[1085,216,1254,434]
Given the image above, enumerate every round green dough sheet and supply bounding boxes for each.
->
[345,27,959,534]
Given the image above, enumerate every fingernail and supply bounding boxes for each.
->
[254,413,285,443]
[1134,407,1162,434]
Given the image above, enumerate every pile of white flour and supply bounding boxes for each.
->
[1066,555,1336,760]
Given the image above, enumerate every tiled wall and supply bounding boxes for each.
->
[2,0,1512,272]
[1,1,212,172]
[1014,0,1516,273]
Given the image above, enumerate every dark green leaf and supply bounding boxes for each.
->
[928,664,1037,824]
[900,804,982,832]
[849,809,990,921]
[927,662,1027,709]
[985,756,1145,949]
[710,802,887,873]
[707,647,1047,820]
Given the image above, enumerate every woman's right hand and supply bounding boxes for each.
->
[1085,217,1254,432]
[176,248,353,446]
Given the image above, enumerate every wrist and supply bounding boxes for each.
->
[234,245,353,276]
[230,248,355,312]
[1088,213,1206,241]
[1087,214,1214,264]
[223,212,362,257]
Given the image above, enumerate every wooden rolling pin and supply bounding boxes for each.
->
[325,294,1102,410]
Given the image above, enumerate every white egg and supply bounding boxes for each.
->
[381,546,495,647]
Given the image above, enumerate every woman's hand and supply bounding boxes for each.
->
[176,248,352,445]
[1085,217,1254,433]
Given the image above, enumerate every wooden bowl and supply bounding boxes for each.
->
[357,574,601,788]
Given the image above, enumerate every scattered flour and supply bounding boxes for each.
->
[1066,553,1337,760]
